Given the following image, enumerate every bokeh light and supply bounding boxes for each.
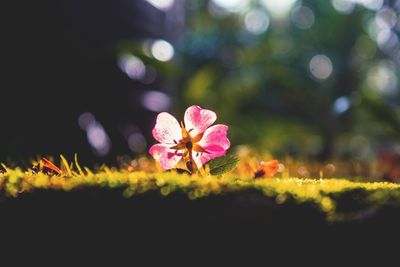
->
[141,90,171,112]
[291,6,315,30]
[128,133,147,153]
[151,40,175,62]
[367,60,398,95]
[358,0,383,10]
[79,113,111,156]
[309,54,333,80]
[331,0,355,14]
[375,8,397,29]
[145,0,175,11]
[87,123,111,156]
[78,112,96,130]
[333,96,351,115]
[210,0,248,14]
[244,9,270,35]
[118,54,146,80]
[261,0,298,18]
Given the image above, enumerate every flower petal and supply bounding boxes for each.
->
[198,124,230,151]
[193,145,227,168]
[149,144,183,170]
[184,105,217,136]
[192,124,230,168]
[152,112,182,144]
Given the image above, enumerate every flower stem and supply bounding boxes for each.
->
[186,148,207,177]
[186,148,196,174]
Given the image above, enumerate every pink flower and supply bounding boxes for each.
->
[149,105,230,170]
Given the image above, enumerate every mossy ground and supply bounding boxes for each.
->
[2,166,400,263]
[2,166,400,222]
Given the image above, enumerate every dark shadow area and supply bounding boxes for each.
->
[1,0,173,166]
[0,189,398,263]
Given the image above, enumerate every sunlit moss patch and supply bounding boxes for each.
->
[1,166,400,222]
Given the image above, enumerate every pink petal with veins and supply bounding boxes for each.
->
[193,144,227,168]
[192,124,230,168]
[184,105,216,136]
[199,124,230,150]
[149,144,183,170]
[152,112,182,144]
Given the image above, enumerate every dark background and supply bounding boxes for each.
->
[1,0,177,166]
[1,187,399,263]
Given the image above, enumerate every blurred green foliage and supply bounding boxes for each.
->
[177,0,400,160]
[120,0,400,161]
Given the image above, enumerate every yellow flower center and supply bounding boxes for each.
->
[169,121,208,155]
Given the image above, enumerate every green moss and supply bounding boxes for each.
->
[1,168,400,221]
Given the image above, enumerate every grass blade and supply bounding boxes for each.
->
[60,155,73,177]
